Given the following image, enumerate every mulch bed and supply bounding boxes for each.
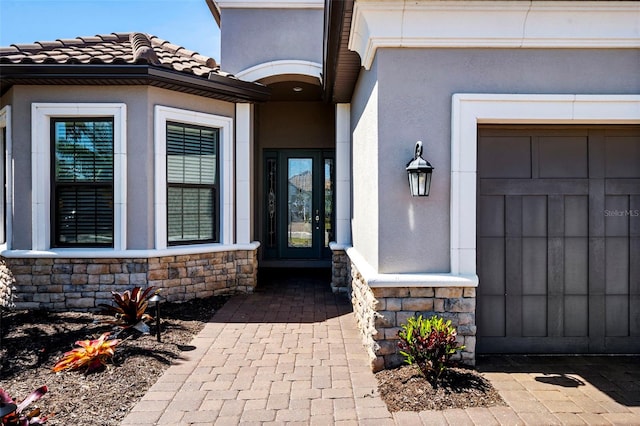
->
[0,296,227,426]
[2,296,506,424]
[376,363,506,412]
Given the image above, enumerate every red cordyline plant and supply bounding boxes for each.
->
[52,332,120,373]
[397,315,465,384]
[0,386,49,425]
[99,286,158,332]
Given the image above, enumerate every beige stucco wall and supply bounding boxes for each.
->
[349,47,640,275]
[350,59,380,272]
[220,8,323,74]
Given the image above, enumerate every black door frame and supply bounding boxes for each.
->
[263,149,334,262]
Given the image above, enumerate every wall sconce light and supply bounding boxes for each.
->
[406,141,434,197]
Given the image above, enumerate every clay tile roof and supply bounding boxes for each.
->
[130,33,160,65]
[12,43,41,52]
[77,36,102,43]
[97,34,119,42]
[178,47,198,58]
[0,47,18,55]
[36,41,64,49]
[0,32,221,78]
[57,38,84,46]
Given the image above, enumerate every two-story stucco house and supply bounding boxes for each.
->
[1,0,639,369]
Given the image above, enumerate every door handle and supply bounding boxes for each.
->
[315,210,320,230]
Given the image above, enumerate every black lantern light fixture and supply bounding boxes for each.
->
[406,141,434,197]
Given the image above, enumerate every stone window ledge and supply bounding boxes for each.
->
[346,246,478,288]
[0,242,261,259]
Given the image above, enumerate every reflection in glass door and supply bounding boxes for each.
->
[287,158,313,248]
[264,150,334,260]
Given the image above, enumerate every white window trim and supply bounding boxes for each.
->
[154,105,234,250]
[0,106,12,249]
[451,94,640,276]
[31,103,127,251]
[349,1,640,70]
[334,103,351,247]
[235,104,252,245]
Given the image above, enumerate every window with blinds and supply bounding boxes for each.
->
[166,122,219,245]
[52,118,114,247]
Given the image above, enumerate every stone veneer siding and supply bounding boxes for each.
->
[0,259,16,308]
[349,262,476,372]
[3,249,258,311]
[330,249,349,294]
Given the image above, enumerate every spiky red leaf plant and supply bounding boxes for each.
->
[0,385,49,425]
[99,286,157,329]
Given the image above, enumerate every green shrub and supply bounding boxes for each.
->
[397,315,465,383]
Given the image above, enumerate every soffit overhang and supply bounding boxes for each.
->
[0,64,271,102]
[323,0,361,103]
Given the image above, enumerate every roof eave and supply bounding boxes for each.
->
[205,0,222,27]
[322,0,360,104]
[0,63,270,103]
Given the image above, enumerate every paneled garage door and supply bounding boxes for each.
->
[477,126,640,354]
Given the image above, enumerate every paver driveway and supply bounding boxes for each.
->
[122,270,640,425]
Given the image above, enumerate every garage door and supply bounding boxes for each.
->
[476,126,640,354]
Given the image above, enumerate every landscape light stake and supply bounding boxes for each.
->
[149,294,163,342]
[0,400,17,418]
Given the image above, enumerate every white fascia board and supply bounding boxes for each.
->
[350,1,640,70]
[217,0,322,8]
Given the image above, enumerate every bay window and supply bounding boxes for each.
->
[52,118,114,247]
[166,122,219,245]
[154,106,233,249]
[31,103,126,252]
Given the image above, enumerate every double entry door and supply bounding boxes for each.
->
[263,150,334,260]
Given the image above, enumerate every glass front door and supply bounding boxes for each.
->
[264,150,334,260]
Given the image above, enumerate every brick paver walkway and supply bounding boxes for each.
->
[122,271,640,425]
[122,270,394,425]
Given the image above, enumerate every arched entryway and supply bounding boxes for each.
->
[238,61,336,268]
